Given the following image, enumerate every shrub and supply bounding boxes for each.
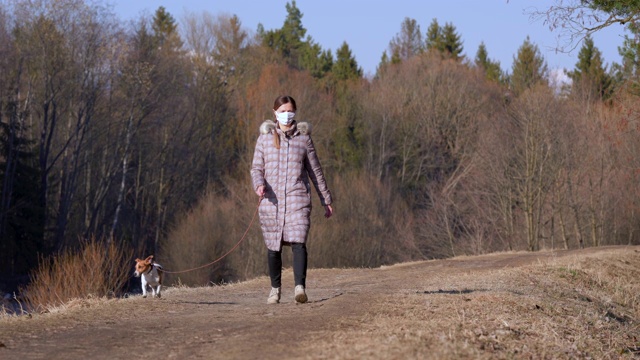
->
[23,238,132,313]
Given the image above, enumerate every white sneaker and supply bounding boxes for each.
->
[294,285,308,303]
[267,287,281,304]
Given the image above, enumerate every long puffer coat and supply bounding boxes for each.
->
[251,120,333,251]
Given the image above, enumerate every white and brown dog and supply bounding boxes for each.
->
[133,255,164,298]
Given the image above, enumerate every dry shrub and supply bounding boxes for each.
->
[309,171,417,268]
[161,179,266,286]
[23,238,132,313]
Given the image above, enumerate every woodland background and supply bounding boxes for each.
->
[1,0,639,287]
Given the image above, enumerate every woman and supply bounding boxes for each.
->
[251,95,333,304]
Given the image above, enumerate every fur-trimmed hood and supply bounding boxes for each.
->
[259,120,312,135]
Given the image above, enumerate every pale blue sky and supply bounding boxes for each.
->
[108,0,626,77]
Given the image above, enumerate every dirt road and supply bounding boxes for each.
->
[1,246,638,359]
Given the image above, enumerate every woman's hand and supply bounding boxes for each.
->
[256,185,265,199]
[324,204,333,218]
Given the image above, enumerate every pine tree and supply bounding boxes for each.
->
[388,17,423,62]
[425,19,442,52]
[510,36,548,94]
[152,6,183,51]
[376,51,390,77]
[425,19,464,60]
[616,21,640,93]
[260,1,306,65]
[260,1,333,77]
[475,42,503,83]
[441,22,464,60]
[568,36,613,100]
[334,41,363,80]
[0,107,44,275]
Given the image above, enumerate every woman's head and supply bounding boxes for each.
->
[273,95,297,112]
[271,95,297,149]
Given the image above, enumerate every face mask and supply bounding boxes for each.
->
[275,111,295,126]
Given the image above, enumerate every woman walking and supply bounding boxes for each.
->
[251,95,333,304]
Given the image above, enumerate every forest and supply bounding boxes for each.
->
[1,0,639,288]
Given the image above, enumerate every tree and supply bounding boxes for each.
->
[0,100,44,275]
[441,22,464,60]
[531,0,640,52]
[475,42,503,83]
[333,41,362,80]
[425,18,442,52]
[11,0,122,250]
[510,37,548,95]
[299,42,333,78]
[568,36,613,101]
[388,17,424,62]
[259,1,332,77]
[425,19,463,60]
[616,21,640,93]
[152,6,183,51]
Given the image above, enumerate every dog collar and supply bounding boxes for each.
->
[146,264,154,274]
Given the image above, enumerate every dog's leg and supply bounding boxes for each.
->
[155,284,162,298]
[141,277,149,298]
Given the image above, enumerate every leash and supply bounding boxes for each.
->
[162,198,261,274]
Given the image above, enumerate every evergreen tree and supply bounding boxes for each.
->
[425,18,442,52]
[568,36,613,100]
[152,6,183,50]
[390,48,402,65]
[260,1,333,77]
[425,19,464,60]
[334,41,362,80]
[441,22,464,60]
[0,108,44,275]
[616,21,640,93]
[475,42,503,83]
[588,0,640,19]
[388,17,423,62]
[510,36,548,95]
[376,50,390,77]
[260,1,306,66]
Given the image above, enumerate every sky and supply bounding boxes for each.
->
[108,0,628,78]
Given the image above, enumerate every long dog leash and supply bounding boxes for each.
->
[162,198,261,274]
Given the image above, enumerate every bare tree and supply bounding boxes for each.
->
[527,0,640,52]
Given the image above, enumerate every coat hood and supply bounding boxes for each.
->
[259,120,312,135]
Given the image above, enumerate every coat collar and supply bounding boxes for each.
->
[260,120,312,136]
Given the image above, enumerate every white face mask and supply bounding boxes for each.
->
[275,111,295,126]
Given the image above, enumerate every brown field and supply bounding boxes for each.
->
[1,245,639,359]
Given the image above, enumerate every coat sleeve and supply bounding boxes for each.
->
[304,136,332,206]
[250,135,265,191]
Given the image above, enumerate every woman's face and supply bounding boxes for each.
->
[275,102,295,114]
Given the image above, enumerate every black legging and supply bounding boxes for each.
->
[267,243,307,288]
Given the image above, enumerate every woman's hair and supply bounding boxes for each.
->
[272,95,297,149]
[273,95,297,112]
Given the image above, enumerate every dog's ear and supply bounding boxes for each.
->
[145,255,154,263]
[134,258,141,262]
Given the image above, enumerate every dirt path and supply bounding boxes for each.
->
[1,246,638,359]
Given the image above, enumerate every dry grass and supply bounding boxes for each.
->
[304,250,640,359]
[0,247,638,359]
[22,238,132,313]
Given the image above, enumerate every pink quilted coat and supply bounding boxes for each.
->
[251,120,333,251]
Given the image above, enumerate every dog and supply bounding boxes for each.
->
[133,255,164,298]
